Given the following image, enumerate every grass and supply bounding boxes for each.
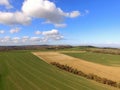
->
[64,52,120,66]
[0,51,119,90]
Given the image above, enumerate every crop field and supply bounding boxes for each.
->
[63,52,120,66]
[33,52,120,82]
[0,51,119,90]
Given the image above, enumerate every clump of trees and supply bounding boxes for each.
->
[51,62,120,88]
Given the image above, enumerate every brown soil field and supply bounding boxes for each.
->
[33,52,120,82]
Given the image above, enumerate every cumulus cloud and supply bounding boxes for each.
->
[12,37,20,43]
[0,36,11,43]
[0,36,20,43]
[0,29,64,45]
[4,36,10,40]
[42,29,59,35]
[42,29,63,41]
[22,0,64,24]
[0,0,83,27]
[0,12,31,25]
[0,30,5,34]
[22,0,80,25]
[10,27,20,34]
[22,36,29,42]
[35,30,41,35]
[0,0,12,9]
[34,29,63,42]
[69,11,81,18]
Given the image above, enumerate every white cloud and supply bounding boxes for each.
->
[54,23,67,28]
[0,30,5,34]
[0,29,64,45]
[0,36,11,43]
[0,0,83,27]
[22,0,80,25]
[30,37,41,42]
[42,29,63,41]
[69,11,80,18]
[42,29,59,36]
[0,0,12,9]
[35,30,41,35]
[0,0,9,5]
[0,12,31,25]
[12,37,20,43]
[4,36,10,40]
[44,34,63,41]
[10,27,20,34]
[22,0,63,24]
[34,29,63,42]
[22,36,29,42]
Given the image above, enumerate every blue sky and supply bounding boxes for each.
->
[0,0,120,47]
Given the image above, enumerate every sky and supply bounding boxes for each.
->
[0,0,120,47]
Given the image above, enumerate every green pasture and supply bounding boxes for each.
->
[64,52,120,66]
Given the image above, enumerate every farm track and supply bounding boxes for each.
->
[33,52,120,82]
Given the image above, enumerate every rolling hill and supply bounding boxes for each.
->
[0,51,119,90]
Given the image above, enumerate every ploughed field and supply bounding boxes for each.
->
[0,51,118,90]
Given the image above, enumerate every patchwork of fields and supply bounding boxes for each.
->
[0,51,118,90]
[33,52,120,82]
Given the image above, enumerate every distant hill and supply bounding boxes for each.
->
[0,45,73,51]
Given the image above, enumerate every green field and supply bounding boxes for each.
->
[64,52,120,66]
[0,51,118,90]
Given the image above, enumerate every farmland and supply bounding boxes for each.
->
[0,51,119,90]
[33,52,120,82]
[63,52,120,66]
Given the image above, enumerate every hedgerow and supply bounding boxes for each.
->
[51,62,119,88]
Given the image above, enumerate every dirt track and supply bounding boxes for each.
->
[33,52,120,82]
